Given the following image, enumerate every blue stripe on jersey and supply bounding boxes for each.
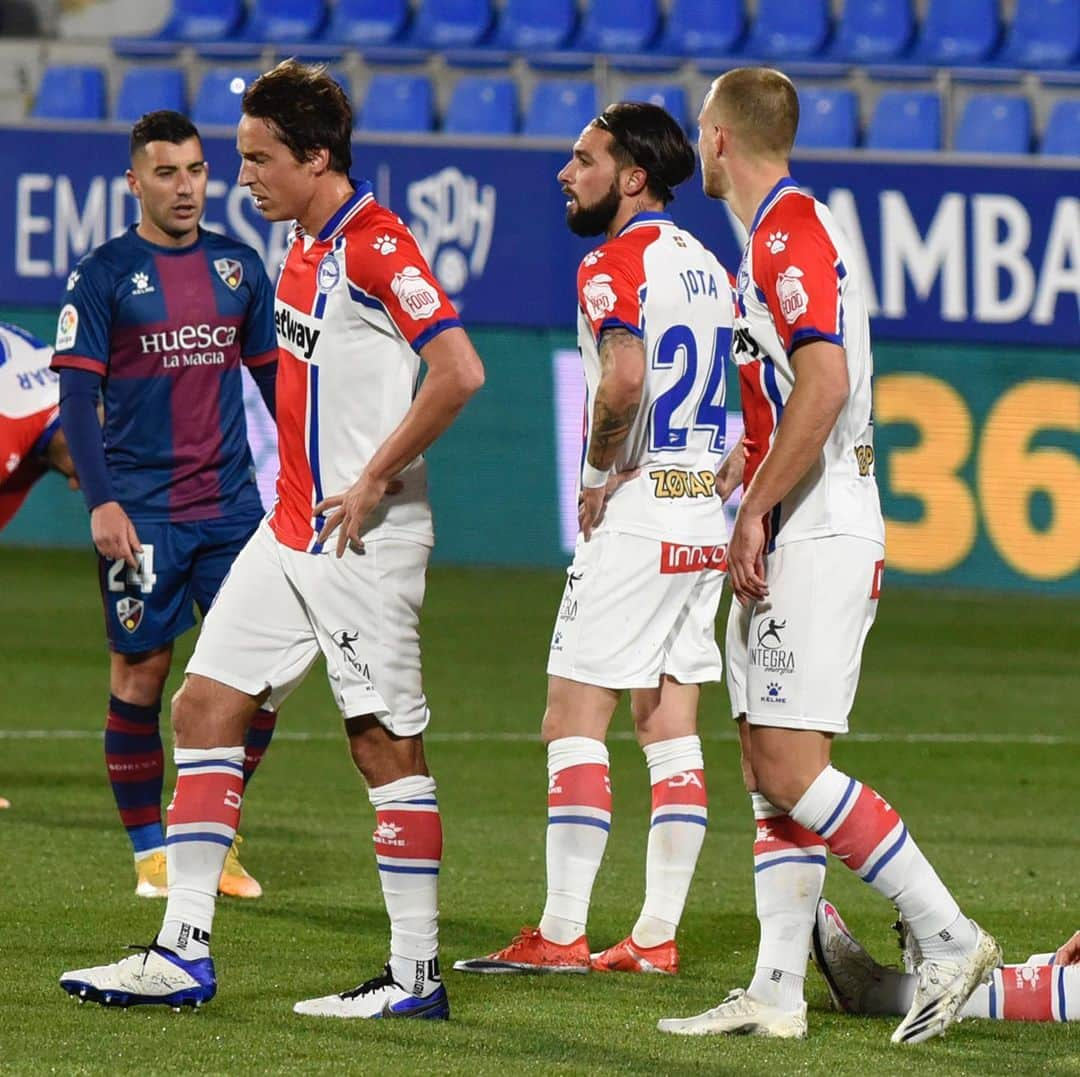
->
[412,317,463,353]
[308,364,326,554]
[790,327,844,348]
[347,282,384,311]
[597,316,644,340]
[313,289,328,320]
[749,177,801,236]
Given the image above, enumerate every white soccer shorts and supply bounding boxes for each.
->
[726,535,884,734]
[546,530,726,690]
[187,521,431,735]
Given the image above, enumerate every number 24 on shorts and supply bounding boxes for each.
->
[106,544,158,595]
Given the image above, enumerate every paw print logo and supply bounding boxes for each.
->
[767,683,781,697]
[372,234,398,255]
[766,232,788,254]
[131,272,155,295]
[583,250,604,267]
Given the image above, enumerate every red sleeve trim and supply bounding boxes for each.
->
[242,348,278,368]
[50,354,106,375]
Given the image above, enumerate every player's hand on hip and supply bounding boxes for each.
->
[315,476,402,558]
[90,501,142,568]
[578,485,606,542]
[1055,930,1080,965]
[728,507,768,606]
[716,440,748,502]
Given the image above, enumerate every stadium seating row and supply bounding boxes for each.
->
[112,0,1080,71]
[29,63,1080,156]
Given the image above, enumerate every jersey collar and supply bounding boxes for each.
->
[316,179,375,242]
[616,210,674,237]
[748,177,801,238]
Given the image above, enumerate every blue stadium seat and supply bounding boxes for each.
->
[998,0,1080,68]
[828,0,913,62]
[241,0,327,43]
[323,0,410,46]
[745,0,830,59]
[954,94,1032,154]
[795,88,858,149]
[411,0,493,48]
[1042,99,1080,156]
[575,0,660,53]
[444,76,517,134]
[522,80,598,137]
[657,0,744,57]
[494,0,576,50]
[114,67,187,123]
[865,90,941,151]
[32,65,106,121]
[114,0,247,56]
[191,69,259,127]
[623,82,689,128]
[911,0,1000,64]
[359,73,435,132]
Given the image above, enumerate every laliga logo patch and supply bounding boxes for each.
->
[776,266,809,324]
[56,304,79,351]
[390,266,440,320]
[317,252,341,294]
[582,274,617,321]
[116,596,144,633]
[214,258,244,290]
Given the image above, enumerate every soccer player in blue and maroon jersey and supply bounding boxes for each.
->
[50,111,279,900]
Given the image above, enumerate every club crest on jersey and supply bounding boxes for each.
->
[116,597,144,633]
[131,272,155,296]
[317,252,341,293]
[390,266,440,320]
[582,273,617,321]
[776,266,809,324]
[55,304,78,350]
[214,258,244,290]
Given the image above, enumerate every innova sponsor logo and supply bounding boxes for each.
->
[659,542,728,574]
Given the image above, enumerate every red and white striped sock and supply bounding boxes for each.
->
[965,962,1078,1022]
[158,746,245,960]
[539,736,611,945]
[747,793,827,1009]
[369,774,443,996]
[632,735,707,948]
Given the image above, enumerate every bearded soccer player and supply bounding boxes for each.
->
[60,61,484,1018]
[50,111,279,900]
[0,321,79,810]
[657,68,1000,1044]
[456,102,732,978]
[813,900,1080,1024]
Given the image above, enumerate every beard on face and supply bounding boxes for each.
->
[565,180,621,237]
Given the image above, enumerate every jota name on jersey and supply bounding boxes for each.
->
[274,305,321,361]
[678,267,720,304]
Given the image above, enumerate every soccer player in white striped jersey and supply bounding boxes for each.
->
[456,102,734,978]
[657,68,1000,1044]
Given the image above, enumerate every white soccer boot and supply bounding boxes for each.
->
[891,923,1002,1044]
[812,898,895,1013]
[657,988,807,1038]
[60,945,216,1009]
[294,963,449,1020]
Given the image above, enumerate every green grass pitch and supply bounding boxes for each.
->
[0,548,1077,1075]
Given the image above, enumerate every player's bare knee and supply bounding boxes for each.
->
[110,647,171,705]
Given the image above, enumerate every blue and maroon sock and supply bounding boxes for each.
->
[104,694,165,857]
[242,708,277,788]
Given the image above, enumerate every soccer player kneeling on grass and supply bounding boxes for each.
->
[655,69,1000,1045]
[59,61,484,1019]
[456,102,735,979]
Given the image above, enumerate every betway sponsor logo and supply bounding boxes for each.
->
[275,304,321,360]
[659,542,728,574]
[140,324,237,354]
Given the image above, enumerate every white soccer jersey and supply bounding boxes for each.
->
[576,211,733,545]
[733,178,885,550]
[270,181,461,553]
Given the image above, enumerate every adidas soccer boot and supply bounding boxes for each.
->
[657,988,808,1038]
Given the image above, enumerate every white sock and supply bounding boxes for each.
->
[746,793,826,1009]
[632,735,707,949]
[539,736,610,945]
[369,774,442,996]
[790,766,973,957]
[157,746,245,961]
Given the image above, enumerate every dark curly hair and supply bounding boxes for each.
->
[242,59,352,174]
[592,101,696,205]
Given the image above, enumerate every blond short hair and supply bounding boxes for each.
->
[706,67,799,160]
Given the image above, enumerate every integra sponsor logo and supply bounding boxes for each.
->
[275,306,321,360]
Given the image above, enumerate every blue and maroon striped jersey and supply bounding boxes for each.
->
[50,226,277,522]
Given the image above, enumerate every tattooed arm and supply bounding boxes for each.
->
[579,326,645,540]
